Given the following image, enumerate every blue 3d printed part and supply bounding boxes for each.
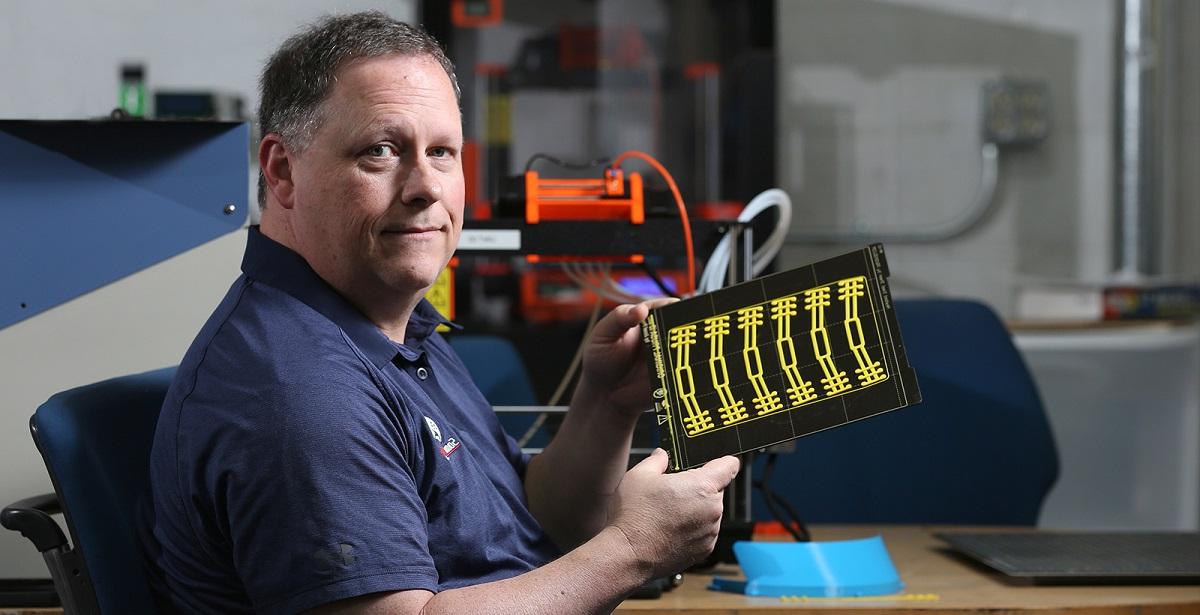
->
[710,536,903,597]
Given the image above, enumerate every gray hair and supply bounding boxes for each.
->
[257,11,460,208]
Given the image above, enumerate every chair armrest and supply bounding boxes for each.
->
[1,492,69,553]
[2,493,101,614]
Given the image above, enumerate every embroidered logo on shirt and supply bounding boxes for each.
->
[425,415,463,458]
[424,416,442,442]
[440,437,462,458]
[313,543,357,572]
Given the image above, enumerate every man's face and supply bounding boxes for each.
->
[286,54,464,308]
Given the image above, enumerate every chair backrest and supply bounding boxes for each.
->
[752,299,1059,525]
[32,367,175,614]
[447,334,539,406]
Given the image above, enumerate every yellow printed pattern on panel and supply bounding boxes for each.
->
[839,277,886,385]
[668,324,713,435]
[771,296,817,406]
[738,306,784,416]
[665,275,888,437]
[705,315,748,426]
[807,286,852,395]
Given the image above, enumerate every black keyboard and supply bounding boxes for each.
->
[936,532,1200,584]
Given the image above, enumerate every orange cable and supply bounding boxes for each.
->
[610,150,696,295]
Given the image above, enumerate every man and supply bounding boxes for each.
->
[144,12,739,615]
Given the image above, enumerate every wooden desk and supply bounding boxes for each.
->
[615,526,1200,614]
[4,526,1197,615]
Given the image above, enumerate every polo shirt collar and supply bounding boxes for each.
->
[240,226,458,368]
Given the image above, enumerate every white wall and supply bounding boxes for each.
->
[0,0,417,121]
[0,0,414,580]
[774,0,1200,530]
[776,0,1116,313]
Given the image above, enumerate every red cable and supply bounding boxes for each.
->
[611,151,696,295]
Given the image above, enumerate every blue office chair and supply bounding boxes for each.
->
[1,367,174,614]
[447,334,539,406]
[752,299,1059,526]
[447,334,548,448]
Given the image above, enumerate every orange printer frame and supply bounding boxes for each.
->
[523,168,645,225]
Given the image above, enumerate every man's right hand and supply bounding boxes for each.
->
[606,449,741,579]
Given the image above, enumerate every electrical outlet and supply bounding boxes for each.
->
[982,78,1050,146]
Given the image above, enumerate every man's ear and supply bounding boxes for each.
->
[259,134,296,209]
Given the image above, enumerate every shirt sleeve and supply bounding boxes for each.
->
[185,359,436,615]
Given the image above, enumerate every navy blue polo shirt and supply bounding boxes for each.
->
[145,227,558,615]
